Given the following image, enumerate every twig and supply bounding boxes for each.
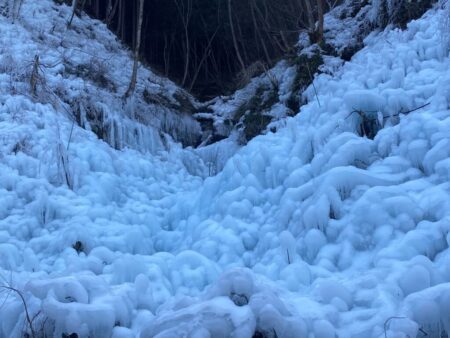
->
[40,316,49,335]
[67,0,79,28]
[389,102,430,118]
[345,109,362,120]
[384,317,407,338]
[59,143,73,190]
[0,288,12,310]
[39,60,63,69]
[345,107,378,120]
[67,119,75,151]
[346,102,430,121]
[17,0,24,20]
[418,327,428,336]
[59,46,114,62]
[30,310,42,327]
[0,286,36,338]
[273,328,279,338]
[306,63,321,107]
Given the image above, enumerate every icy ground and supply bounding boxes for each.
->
[1,1,450,337]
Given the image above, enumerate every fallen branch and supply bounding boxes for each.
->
[345,108,378,120]
[345,102,430,121]
[389,102,430,118]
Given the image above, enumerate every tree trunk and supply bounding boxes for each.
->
[316,0,324,43]
[124,0,144,98]
[106,0,119,25]
[188,28,219,91]
[228,0,246,75]
[67,0,79,28]
[95,0,100,18]
[117,0,125,40]
[303,0,315,33]
[174,0,192,87]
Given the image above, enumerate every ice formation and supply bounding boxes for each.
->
[0,0,449,337]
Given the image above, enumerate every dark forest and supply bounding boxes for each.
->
[64,0,326,99]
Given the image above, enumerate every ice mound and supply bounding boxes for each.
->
[0,0,449,337]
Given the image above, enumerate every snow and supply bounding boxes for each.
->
[0,0,450,337]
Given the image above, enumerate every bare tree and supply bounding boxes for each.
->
[163,33,175,77]
[67,0,86,28]
[124,0,145,98]
[174,0,193,87]
[303,0,316,32]
[301,0,325,43]
[9,0,24,22]
[316,0,324,43]
[106,0,119,25]
[67,0,78,28]
[188,27,219,91]
[117,0,125,40]
[228,0,246,76]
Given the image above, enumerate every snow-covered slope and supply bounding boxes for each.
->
[0,0,202,154]
[0,1,449,337]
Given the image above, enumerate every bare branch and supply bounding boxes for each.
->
[0,286,36,338]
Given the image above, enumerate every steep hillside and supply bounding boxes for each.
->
[0,0,449,338]
[197,0,438,150]
[0,0,203,152]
